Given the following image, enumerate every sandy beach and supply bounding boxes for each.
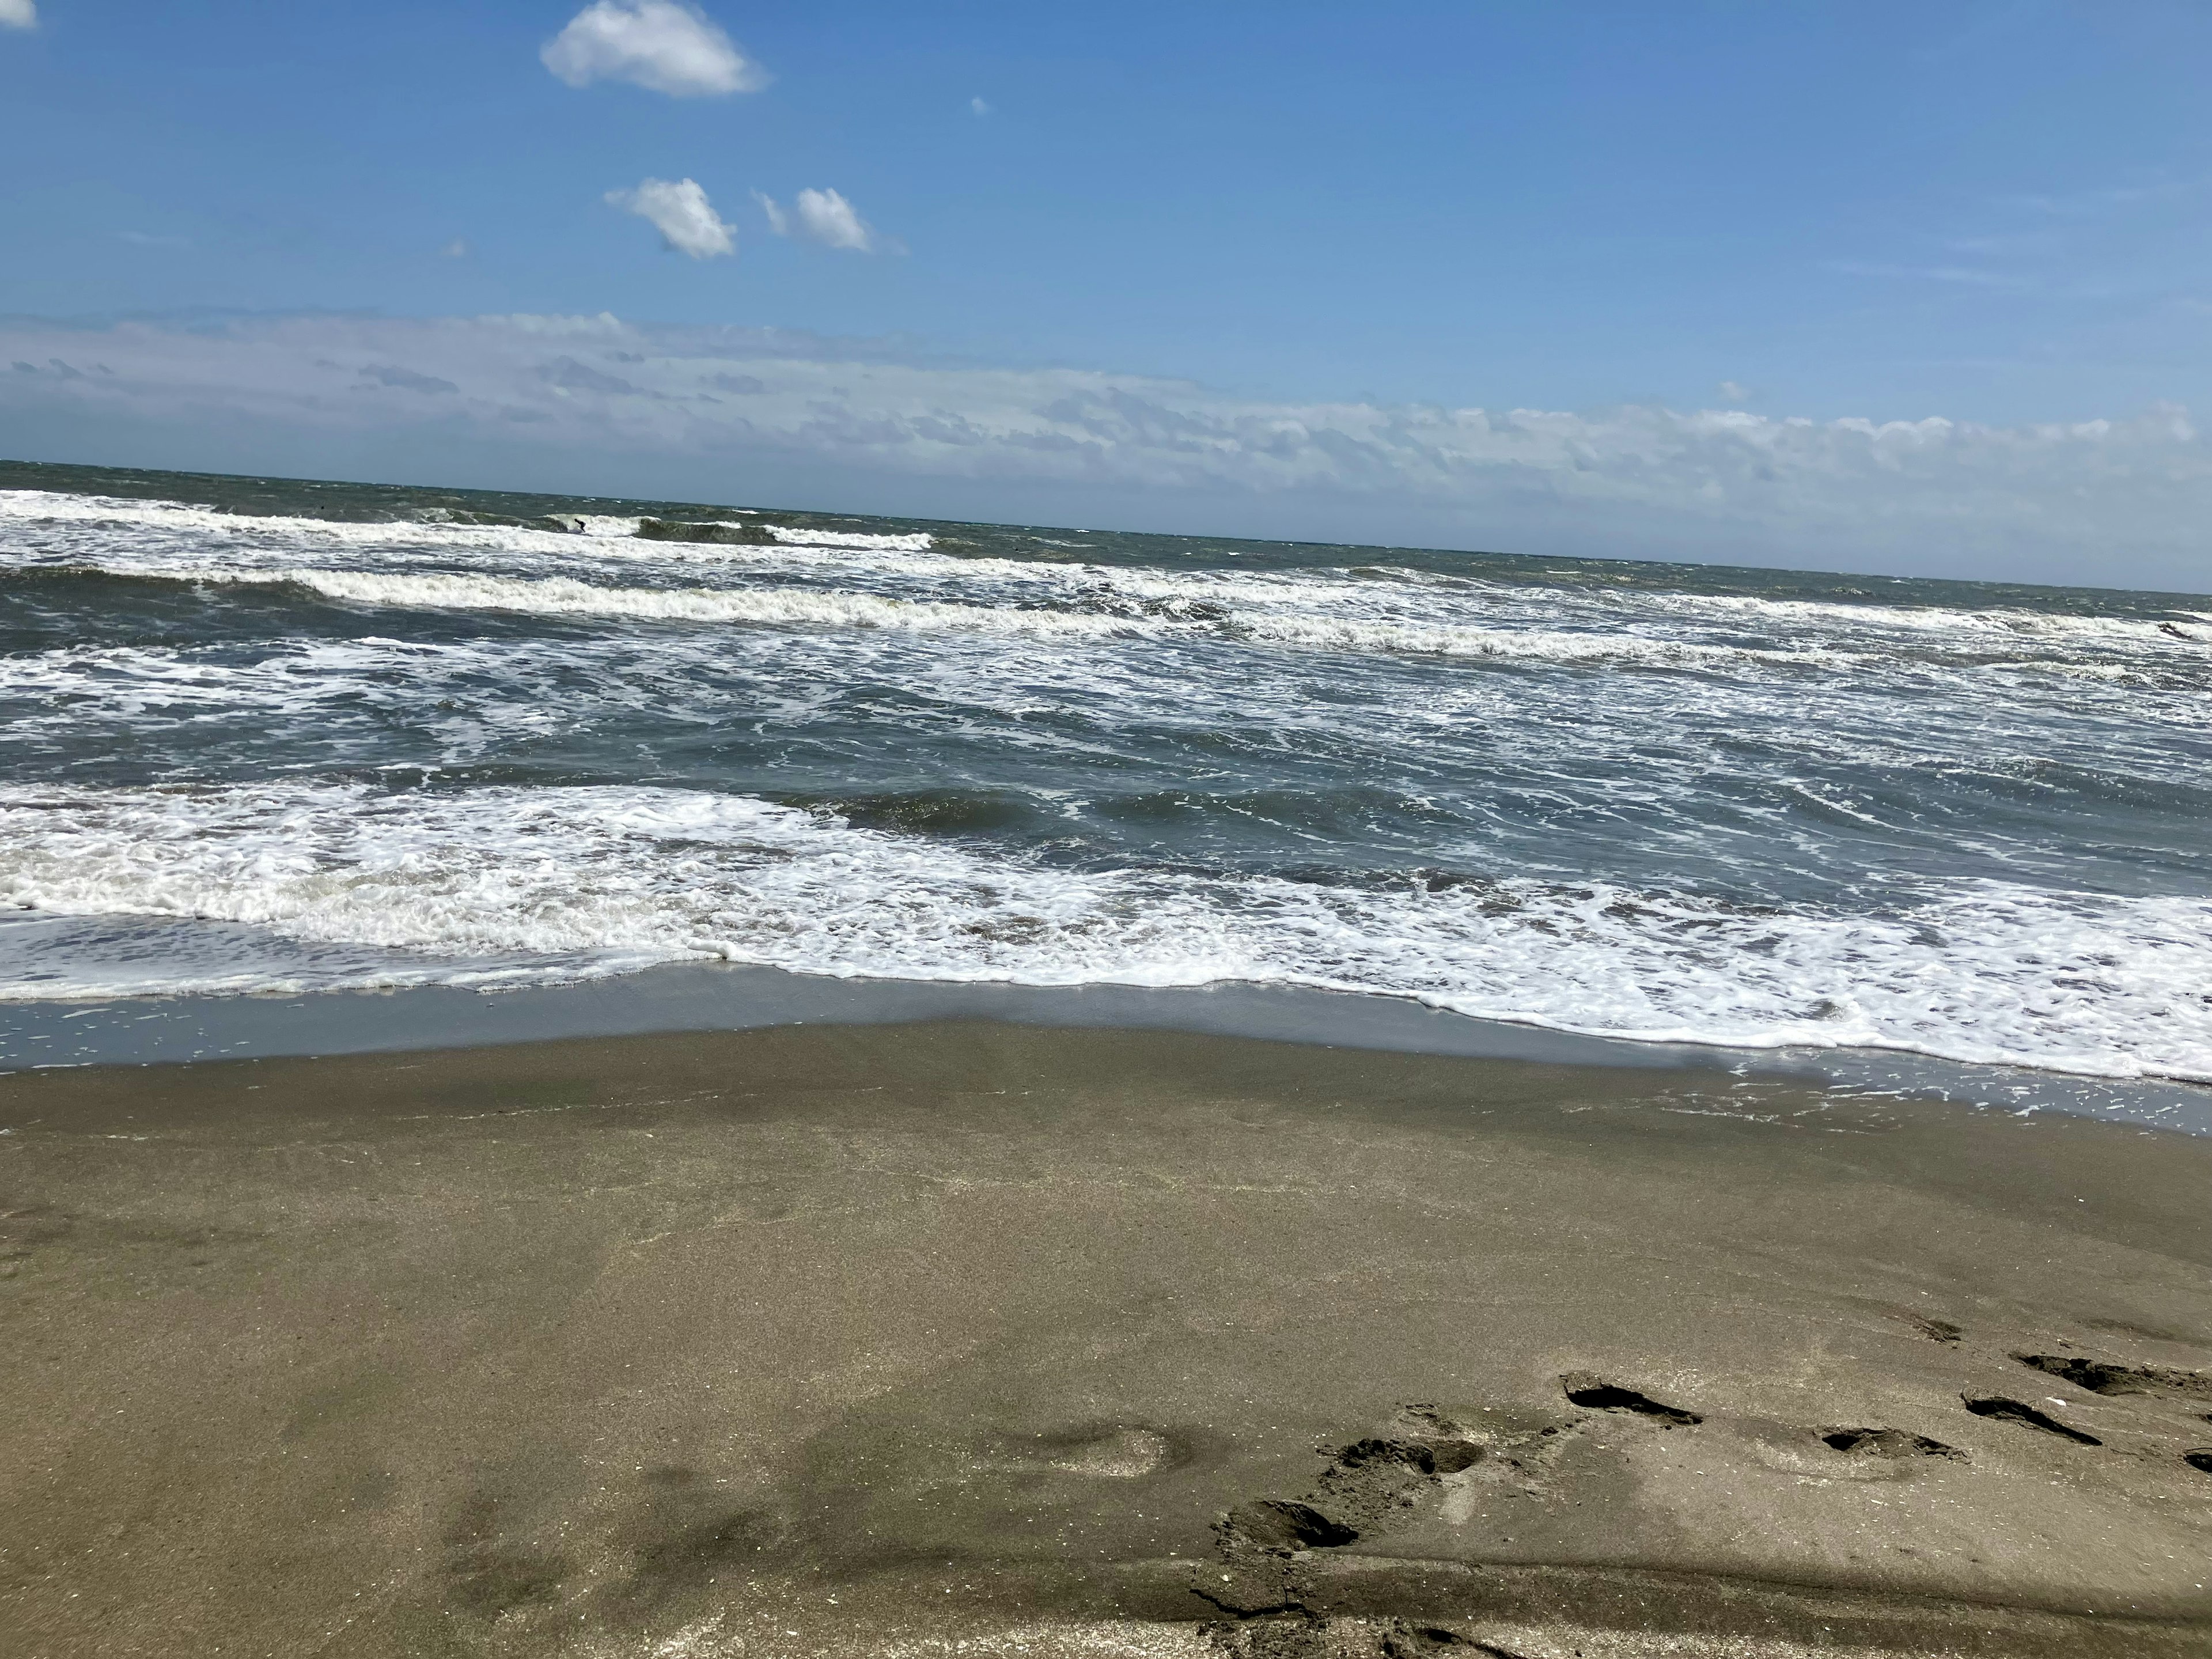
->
[2,1021,2208,1658]
[13,6,2212,1654]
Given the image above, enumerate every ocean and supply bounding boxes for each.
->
[3,459,2209,1088]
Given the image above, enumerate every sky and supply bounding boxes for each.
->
[3,0,2210,588]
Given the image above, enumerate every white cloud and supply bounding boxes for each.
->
[971,96,991,116]
[3,310,2209,588]
[757,187,879,252]
[1830,260,2025,289]
[605,178,734,259]
[541,1,764,97]
[791,188,867,253]
[442,238,472,259]
[1717,381,1752,405]
[0,0,35,31]
[794,189,875,251]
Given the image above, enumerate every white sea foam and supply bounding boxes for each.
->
[1626,586,2196,644]
[7,484,2207,1086]
[8,623,2198,820]
[1234,611,1852,669]
[175,566,1165,640]
[3,782,2207,1082]
[7,486,2198,681]
[763,525,933,552]
[0,488,928,556]
[25,561,1872,674]
[0,488,612,553]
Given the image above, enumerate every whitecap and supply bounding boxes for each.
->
[3,781,2207,1083]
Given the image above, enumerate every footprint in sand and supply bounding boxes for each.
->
[1558,1372,1702,1425]
[2013,1351,2212,1399]
[1220,1498,1361,1551]
[1033,1423,1184,1478]
[1212,1409,1534,1561]
[1961,1395,2103,1445]
[1817,1426,1964,1461]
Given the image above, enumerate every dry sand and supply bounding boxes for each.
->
[1,1021,2209,1658]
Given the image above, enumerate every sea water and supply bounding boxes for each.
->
[3,461,2208,1085]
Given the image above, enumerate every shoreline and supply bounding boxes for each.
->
[2,1020,2209,1657]
[5,959,2209,1135]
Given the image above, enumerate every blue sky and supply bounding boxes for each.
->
[4,2,2211,585]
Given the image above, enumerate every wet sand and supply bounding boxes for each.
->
[1,1021,2209,1657]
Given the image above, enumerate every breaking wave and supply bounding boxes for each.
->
[2,781,2206,1081]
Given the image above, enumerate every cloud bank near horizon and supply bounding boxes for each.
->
[2,310,2207,590]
